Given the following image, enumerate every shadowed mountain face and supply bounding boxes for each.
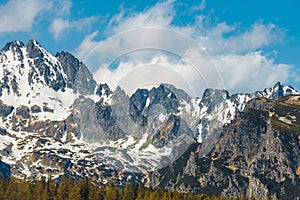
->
[0,40,299,198]
[150,95,300,199]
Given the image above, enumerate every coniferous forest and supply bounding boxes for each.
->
[0,176,274,200]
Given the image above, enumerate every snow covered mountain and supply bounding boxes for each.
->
[196,82,298,157]
[0,40,298,186]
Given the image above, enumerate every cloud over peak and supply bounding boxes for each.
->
[74,0,291,96]
[0,0,295,95]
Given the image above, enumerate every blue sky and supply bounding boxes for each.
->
[0,0,299,96]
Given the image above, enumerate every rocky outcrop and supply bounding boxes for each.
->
[96,83,112,97]
[0,160,11,178]
[0,100,14,118]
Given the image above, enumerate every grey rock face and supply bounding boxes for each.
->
[183,152,197,177]
[72,96,108,141]
[197,89,232,156]
[148,84,180,114]
[15,105,30,118]
[152,114,194,148]
[201,89,230,113]
[94,99,126,141]
[129,88,149,127]
[96,83,112,97]
[0,101,14,118]
[30,105,41,113]
[56,51,96,95]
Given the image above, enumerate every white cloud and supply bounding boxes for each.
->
[75,31,99,59]
[192,0,206,11]
[93,52,219,97]
[107,0,175,34]
[0,0,50,34]
[49,18,70,39]
[75,0,292,96]
[194,18,286,54]
[54,0,72,16]
[0,0,75,36]
[225,22,285,53]
[216,52,290,93]
[49,17,97,40]
[0,0,95,39]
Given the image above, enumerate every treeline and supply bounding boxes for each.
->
[0,176,253,200]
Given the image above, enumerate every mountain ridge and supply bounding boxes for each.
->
[0,39,299,198]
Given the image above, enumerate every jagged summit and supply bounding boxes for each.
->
[1,39,44,57]
[56,51,96,95]
[0,40,99,95]
[1,40,25,52]
[26,39,50,59]
[255,81,298,99]
[26,39,41,49]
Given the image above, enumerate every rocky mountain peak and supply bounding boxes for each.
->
[130,88,149,114]
[25,39,43,57]
[56,51,96,94]
[266,81,284,98]
[0,39,99,94]
[147,84,180,114]
[255,81,298,100]
[202,88,230,102]
[0,40,25,65]
[1,40,25,52]
[96,83,113,97]
[55,51,80,87]
[200,89,230,113]
[112,86,129,104]
[25,40,67,91]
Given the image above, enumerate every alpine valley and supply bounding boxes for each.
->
[0,40,299,199]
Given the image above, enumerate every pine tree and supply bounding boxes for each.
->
[55,176,69,200]
[68,180,83,200]
[41,176,56,200]
[21,179,32,200]
[96,186,105,200]
[104,182,119,200]
[32,177,47,200]
[161,191,172,200]
[0,178,5,200]
[172,191,181,200]
[148,190,160,200]
[135,185,146,200]
[5,177,19,200]
[122,182,134,200]
[81,178,89,200]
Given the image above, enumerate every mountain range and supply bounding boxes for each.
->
[0,40,299,199]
